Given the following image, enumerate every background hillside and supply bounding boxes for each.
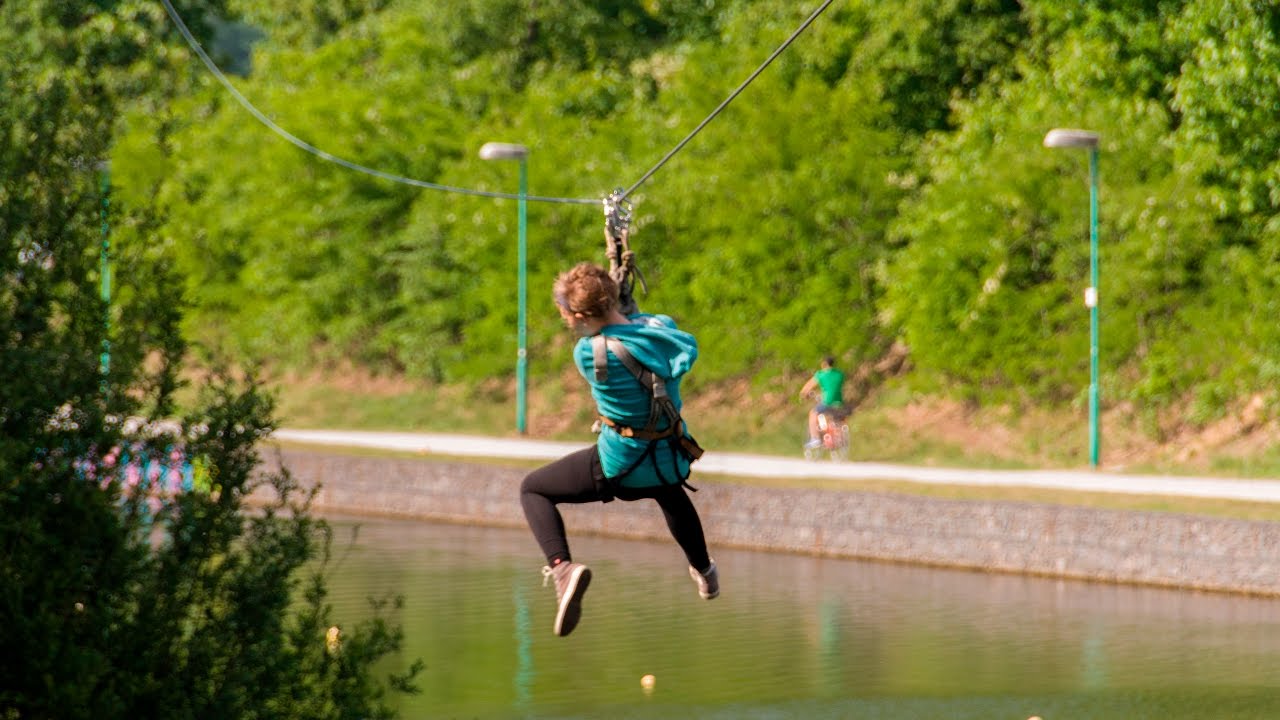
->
[109,0,1280,471]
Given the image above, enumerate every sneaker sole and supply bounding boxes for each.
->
[554,565,591,637]
[689,564,720,600]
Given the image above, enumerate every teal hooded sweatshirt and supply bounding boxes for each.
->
[570,312,698,488]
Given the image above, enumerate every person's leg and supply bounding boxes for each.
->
[647,484,712,572]
[519,446,604,565]
[520,446,606,636]
[642,484,719,599]
[808,406,821,444]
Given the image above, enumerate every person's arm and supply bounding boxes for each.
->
[604,227,639,316]
[799,375,818,399]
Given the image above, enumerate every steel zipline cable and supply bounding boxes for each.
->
[618,0,837,201]
[160,0,835,207]
[158,0,596,205]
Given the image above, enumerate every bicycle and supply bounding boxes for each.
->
[801,392,850,462]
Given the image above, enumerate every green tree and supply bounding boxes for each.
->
[0,2,419,716]
[1155,0,1280,416]
[883,1,1195,403]
[111,0,1280,435]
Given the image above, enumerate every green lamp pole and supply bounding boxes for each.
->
[1044,128,1101,468]
[479,142,530,434]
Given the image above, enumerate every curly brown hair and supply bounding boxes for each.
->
[553,262,618,318]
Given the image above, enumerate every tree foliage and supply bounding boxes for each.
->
[1,2,418,717]
[117,0,1280,423]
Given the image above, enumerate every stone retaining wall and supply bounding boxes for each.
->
[266,448,1280,597]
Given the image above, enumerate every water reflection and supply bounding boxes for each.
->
[319,514,1280,719]
[513,584,533,710]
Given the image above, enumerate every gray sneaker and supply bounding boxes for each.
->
[542,562,592,636]
[689,559,719,600]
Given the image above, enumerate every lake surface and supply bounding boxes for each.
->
[320,514,1280,719]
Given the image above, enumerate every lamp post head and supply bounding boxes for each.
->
[479,142,529,161]
[1044,129,1100,149]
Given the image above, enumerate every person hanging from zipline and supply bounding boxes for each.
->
[519,196,718,637]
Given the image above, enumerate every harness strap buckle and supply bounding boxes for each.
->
[597,415,678,441]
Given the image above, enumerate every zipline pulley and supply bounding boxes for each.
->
[603,189,647,315]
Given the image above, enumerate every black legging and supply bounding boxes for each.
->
[520,446,712,570]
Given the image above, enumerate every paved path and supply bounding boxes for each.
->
[272,429,1280,504]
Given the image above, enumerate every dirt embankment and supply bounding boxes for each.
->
[270,343,1280,476]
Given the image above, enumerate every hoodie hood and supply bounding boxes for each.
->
[599,313,697,379]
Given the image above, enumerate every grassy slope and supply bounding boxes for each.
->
[268,364,1280,475]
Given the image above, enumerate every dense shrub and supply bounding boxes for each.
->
[119,0,1280,420]
[1,2,418,716]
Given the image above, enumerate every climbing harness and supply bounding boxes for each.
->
[593,191,703,486]
[592,335,676,439]
[591,332,704,487]
[602,189,647,316]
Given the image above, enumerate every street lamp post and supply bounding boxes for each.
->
[479,142,530,434]
[1044,128,1101,468]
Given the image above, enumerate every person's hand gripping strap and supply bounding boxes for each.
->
[602,190,645,315]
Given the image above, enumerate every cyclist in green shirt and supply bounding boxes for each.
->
[799,356,845,450]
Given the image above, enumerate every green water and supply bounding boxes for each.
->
[320,515,1280,719]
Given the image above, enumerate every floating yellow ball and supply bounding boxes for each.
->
[640,674,656,690]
